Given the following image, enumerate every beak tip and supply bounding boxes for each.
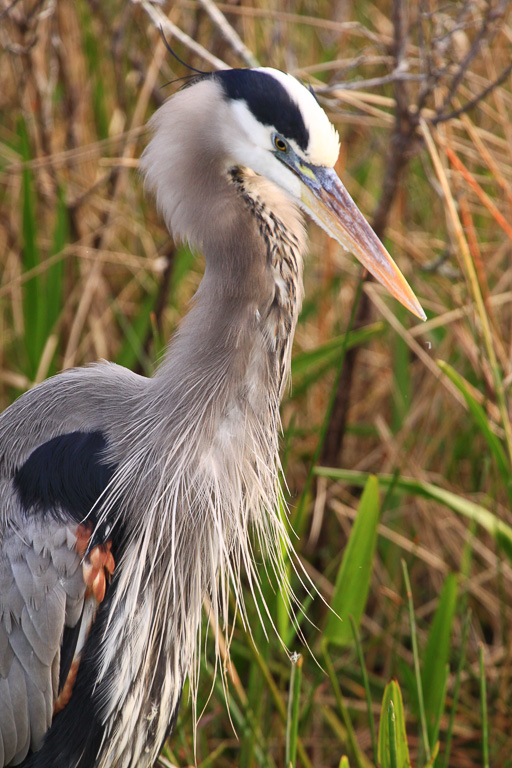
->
[299,168,427,322]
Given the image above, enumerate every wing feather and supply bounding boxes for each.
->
[0,617,15,679]
[0,366,142,766]
[1,427,118,766]
[1,520,87,762]
[21,594,66,668]
[8,612,50,695]
[0,673,18,765]
[24,673,49,752]
[7,660,29,762]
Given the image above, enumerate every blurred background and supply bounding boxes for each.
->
[1,1,512,766]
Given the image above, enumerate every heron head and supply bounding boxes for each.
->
[215,67,425,320]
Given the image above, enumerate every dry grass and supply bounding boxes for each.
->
[1,1,512,766]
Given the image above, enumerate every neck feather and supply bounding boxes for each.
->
[153,165,306,413]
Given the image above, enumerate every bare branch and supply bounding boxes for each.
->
[317,70,424,94]
[431,60,512,125]
[438,0,509,114]
[320,1,416,467]
[135,0,229,71]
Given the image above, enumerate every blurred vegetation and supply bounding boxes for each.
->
[1,0,512,766]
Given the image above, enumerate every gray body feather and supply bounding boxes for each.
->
[0,78,306,767]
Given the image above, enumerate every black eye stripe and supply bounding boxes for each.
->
[214,69,310,152]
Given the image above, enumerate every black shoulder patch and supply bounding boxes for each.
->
[214,69,310,151]
[14,431,116,524]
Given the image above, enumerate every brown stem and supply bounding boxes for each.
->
[320,0,415,468]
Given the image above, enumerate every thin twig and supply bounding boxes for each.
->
[438,1,508,114]
[479,644,490,768]
[431,60,512,125]
[401,560,431,762]
[196,0,258,67]
[136,0,229,71]
[441,611,471,768]
[317,70,425,93]
[178,1,384,41]
[0,0,23,21]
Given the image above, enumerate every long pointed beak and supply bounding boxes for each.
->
[297,164,426,321]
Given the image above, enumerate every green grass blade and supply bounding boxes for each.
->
[291,324,384,378]
[437,360,511,500]
[239,619,268,768]
[114,290,157,374]
[169,245,196,302]
[401,561,430,762]
[285,654,303,768]
[42,186,68,375]
[421,573,458,743]
[47,187,68,312]
[391,306,411,433]
[441,610,471,768]
[424,742,440,768]
[290,323,384,397]
[211,675,276,768]
[242,629,313,768]
[349,615,377,764]
[322,648,373,768]
[314,468,512,562]
[275,492,292,643]
[339,758,350,768]
[324,475,380,646]
[388,700,398,768]
[17,123,69,380]
[429,665,448,761]
[19,118,42,378]
[479,644,490,768]
[377,680,411,768]
[292,274,364,536]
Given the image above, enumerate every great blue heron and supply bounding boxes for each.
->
[0,67,424,767]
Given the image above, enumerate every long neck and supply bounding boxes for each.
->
[152,167,306,436]
[139,79,306,420]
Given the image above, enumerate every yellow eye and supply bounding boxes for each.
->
[273,136,287,152]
